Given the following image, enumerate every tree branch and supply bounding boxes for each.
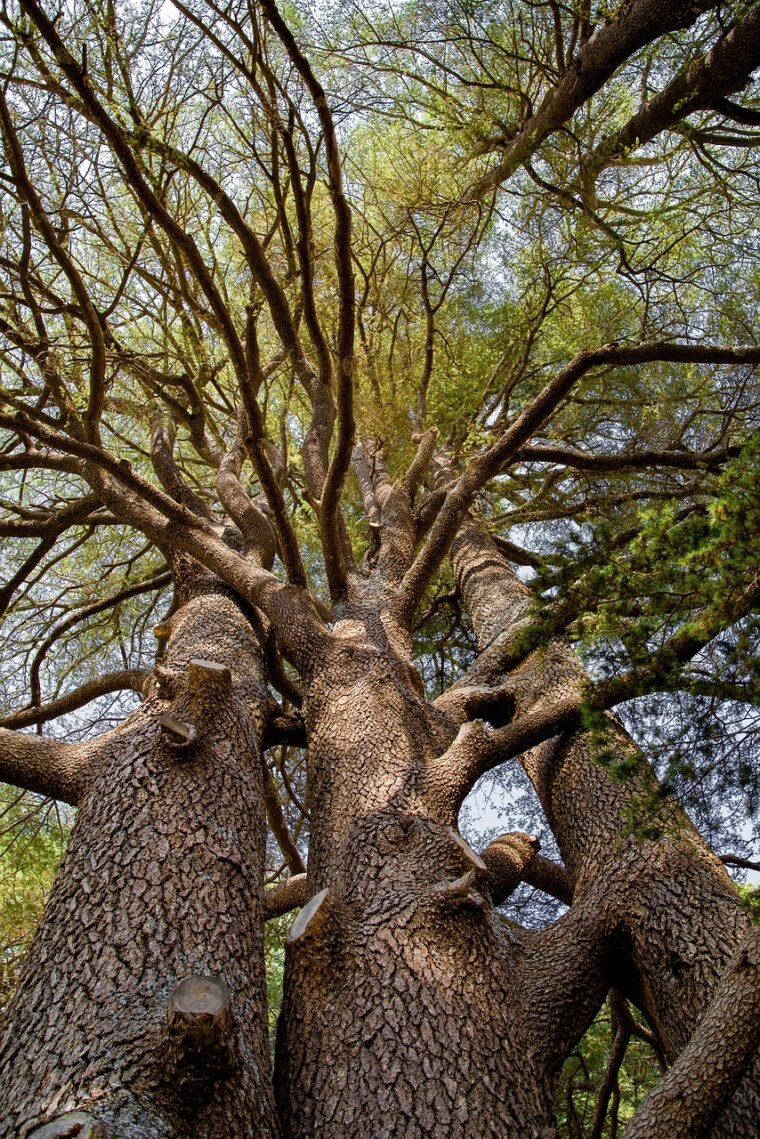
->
[516,442,738,473]
[623,929,760,1139]
[264,873,308,920]
[397,342,760,623]
[586,3,760,182]
[0,727,91,804]
[1,670,147,731]
[469,0,725,197]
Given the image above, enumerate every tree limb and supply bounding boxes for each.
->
[0,728,91,804]
[623,928,760,1139]
[397,342,760,623]
[469,0,725,197]
[264,873,308,920]
[0,670,148,731]
[586,3,760,182]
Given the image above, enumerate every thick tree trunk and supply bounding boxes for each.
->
[450,518,760,1135]
[274,590,609,1138]
[0,588,279,1138]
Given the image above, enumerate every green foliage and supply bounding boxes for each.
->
[738,884,760,926]
[556,999,661,1138]
[264,911,290,1046]
[0,788,70,1013]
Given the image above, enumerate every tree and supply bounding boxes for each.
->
[0,0,758,1134]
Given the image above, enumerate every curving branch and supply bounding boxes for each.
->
[0,89,106,443]
[150,415,216,523]
[259,0,356,604]
[27,571,170,709]
[0,670,148,730]
[623,928,760,1139]
[586,3,760,184]
[396,342,760,623]
[469,0,725,197]
[217,442,277,569]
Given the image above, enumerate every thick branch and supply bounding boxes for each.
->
[0,727,90,804]
[264,874,308,920]
[721,853,760,873]
[587,3,760,179]
[216,442,277,569]
[623,929,760,1139]
[470,0,724,197]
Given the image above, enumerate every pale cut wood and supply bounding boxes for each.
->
[167,975,232,1053]
[432,869,479,902]
[448,827,488,872]
[28,1111,109,1138]
[158,714,197,749]
[189,658,232,692]
[286,887,330,944]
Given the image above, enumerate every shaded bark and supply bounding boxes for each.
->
[0,587,278,1138]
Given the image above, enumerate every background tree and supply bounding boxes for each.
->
[0,0,758,1135]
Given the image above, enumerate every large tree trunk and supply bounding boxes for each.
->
[0,586,279,1138]
[450,518,760,1136]
[274,587,609,1138]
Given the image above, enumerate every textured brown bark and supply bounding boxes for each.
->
[273,576,611,1138]
[449,517,760,1135]
[0,586,278,1138]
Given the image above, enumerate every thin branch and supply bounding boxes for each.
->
[397,341,760,623]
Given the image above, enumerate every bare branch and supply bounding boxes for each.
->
[264,873,308,920]
[469,0,725,197]
[0,727,90,804]
[623,929,760,1139]
[260,0,356,604]
[0,670,147,730]
[516,442,738,474]
[397,342,760,623]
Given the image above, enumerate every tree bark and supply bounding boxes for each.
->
[274,583,609,1137]
[449,517,760,1135]
[0,587,279,1138]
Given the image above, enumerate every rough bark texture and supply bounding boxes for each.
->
[449,517,760,1136]
[0,587,278,1138]
[624,928,760,1139]
[274,576,610,1138]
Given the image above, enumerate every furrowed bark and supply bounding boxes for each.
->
[0,586,279,1138]
[624,928,760,1139]
[274,580,609,1137]
[0,727,90,805]
[449,516,760,1133]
